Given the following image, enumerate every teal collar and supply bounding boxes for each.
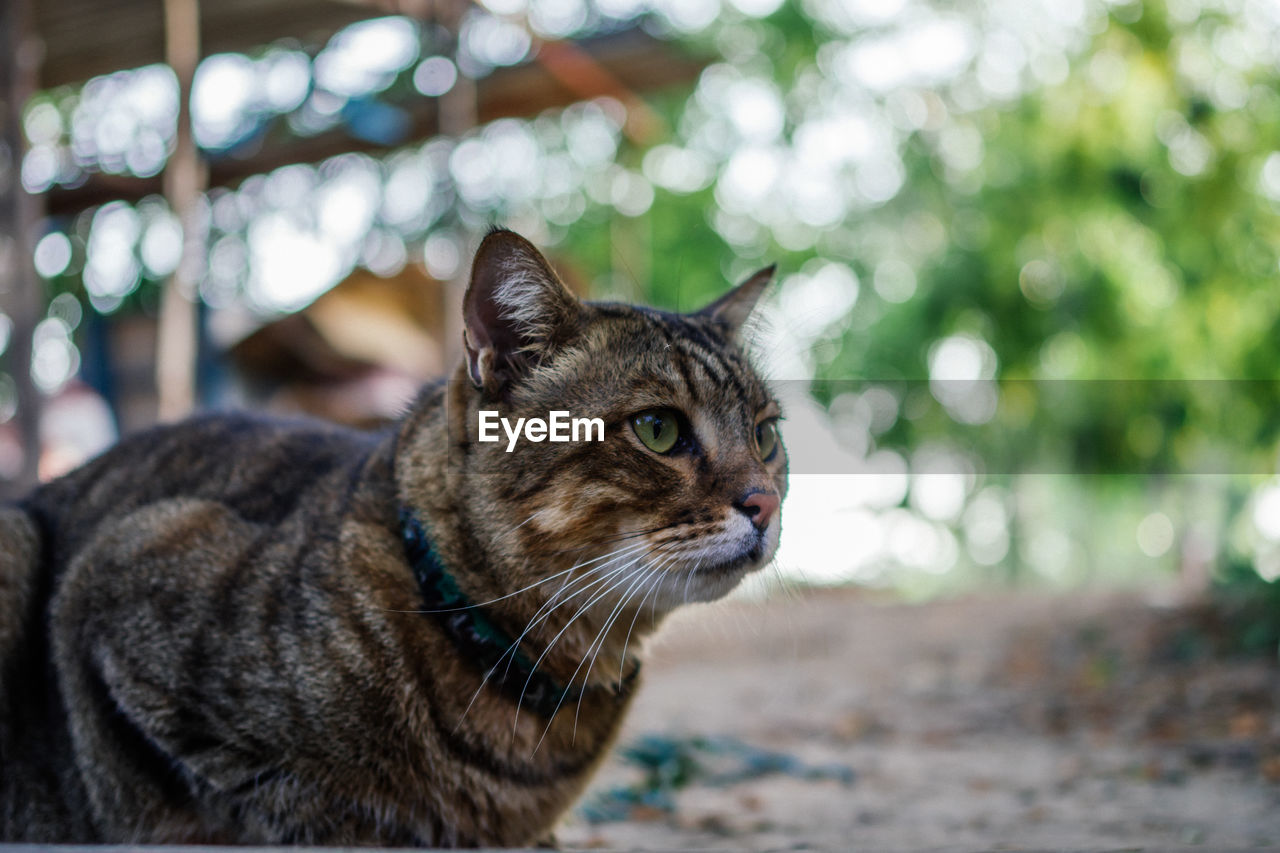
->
[398,507,637,719]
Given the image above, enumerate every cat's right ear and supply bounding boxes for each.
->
[463,229,581,394]
[697,264,776,337]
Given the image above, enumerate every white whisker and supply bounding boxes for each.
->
[496,545,648,684]
[509,509,545,534]
[537,561,658,753]
[449,543,650,732]
[514,558,650,741]
[567,562,663,741]
[616,554,675,684]
[387,536,655,615]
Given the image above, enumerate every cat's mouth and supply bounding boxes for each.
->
[698,552,758,576]
[672,522,778,587]
[697,537,770,575]
[624,514,779,608]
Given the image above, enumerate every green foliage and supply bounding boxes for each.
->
[579,733,854,824]
[31,0,1280,601]
[568,0,1280,601]
[829,7,1280,474]
[1214,556,1280,658]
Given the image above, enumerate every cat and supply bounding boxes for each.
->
[0,228,787,846]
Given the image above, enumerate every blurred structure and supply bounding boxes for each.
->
[0,0,43,490]
[226,265,447,426]
[222,248,587,426]
[0,0,704,498]
[31,0,374,89]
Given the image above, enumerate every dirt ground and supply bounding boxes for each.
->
[556,588,1280,851]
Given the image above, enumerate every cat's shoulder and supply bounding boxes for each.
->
[24,410,390,530]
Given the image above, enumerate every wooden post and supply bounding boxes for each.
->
[434,0,476,373]
[0,0,44,491]
[155,0,205,422]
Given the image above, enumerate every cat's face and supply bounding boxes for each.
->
[461,230,786,611]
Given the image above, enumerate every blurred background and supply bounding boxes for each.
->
[4,1,1280,844]
[1,0,1280,622]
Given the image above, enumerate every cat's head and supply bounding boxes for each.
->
[457,228,786,609]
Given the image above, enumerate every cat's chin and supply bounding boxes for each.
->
[687,523,779,603]
[659,560,759,607]
[649,535,779,608]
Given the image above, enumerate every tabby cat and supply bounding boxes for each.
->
[0,229,786,845]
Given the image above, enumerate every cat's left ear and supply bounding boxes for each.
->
[697,264,776,336]
[463,228,582,394]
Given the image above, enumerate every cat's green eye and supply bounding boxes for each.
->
[755,419,780,462]
[632,409,681,454]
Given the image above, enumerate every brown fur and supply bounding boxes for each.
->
[0,230,786,845]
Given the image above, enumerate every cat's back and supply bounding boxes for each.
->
[24,411,387,569]
[3,412,401,843]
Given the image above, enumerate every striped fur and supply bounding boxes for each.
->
[0,230,787,845]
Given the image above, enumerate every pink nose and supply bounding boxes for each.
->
[737,490,780,530]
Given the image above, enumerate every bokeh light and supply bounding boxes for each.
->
[12,0,1280,595]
